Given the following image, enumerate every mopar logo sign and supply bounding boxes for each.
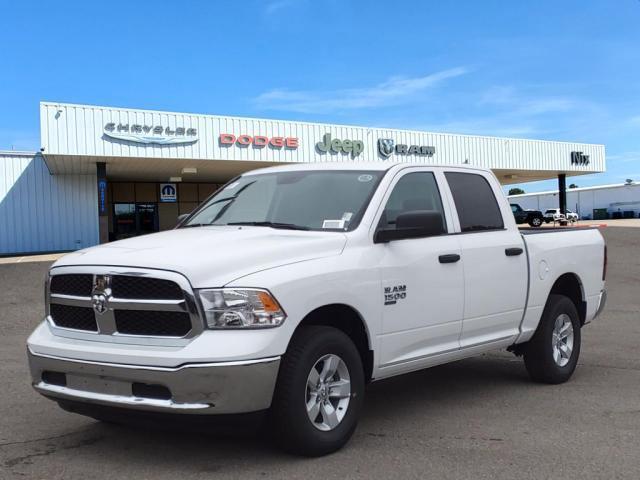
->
[160,183,177,203]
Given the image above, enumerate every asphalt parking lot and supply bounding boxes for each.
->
[1,227,638,479]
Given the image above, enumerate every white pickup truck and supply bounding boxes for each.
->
[27,163,607,456]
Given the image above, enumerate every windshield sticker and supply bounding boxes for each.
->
[342,212,353,222]
[322,219,346,229]
[225,181,240,190]
[358,174,373,182]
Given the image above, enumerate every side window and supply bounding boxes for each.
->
[378,172,446,232]
[511,205,518,213]
[445,172,504,232]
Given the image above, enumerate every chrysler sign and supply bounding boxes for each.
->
[104,123,198,145]
[378,138,435,158]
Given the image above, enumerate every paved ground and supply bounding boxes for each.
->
[1,228,638,479]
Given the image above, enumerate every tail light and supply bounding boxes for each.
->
[602,244,607,281]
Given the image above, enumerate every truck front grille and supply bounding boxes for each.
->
[50,274,93,296]
[50,274,185,301]
[47,268,201,342]
[115,310,192,336]
[50,304,98,332]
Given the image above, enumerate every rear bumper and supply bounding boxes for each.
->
[592,289,607,321]
[28,349,280,414]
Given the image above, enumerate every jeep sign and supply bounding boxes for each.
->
[316,133,364,157]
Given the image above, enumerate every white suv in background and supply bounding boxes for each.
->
[544,208,579,223]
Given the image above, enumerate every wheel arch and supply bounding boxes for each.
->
[292,303,374,383]
[549,272,586,325]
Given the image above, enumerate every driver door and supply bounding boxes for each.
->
[374,169,464,373]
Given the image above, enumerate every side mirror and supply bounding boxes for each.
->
[374,210,445,244]
[176,213,190,227]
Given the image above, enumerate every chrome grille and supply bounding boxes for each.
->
[46,267,202,345]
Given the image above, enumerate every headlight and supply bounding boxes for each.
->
[197,288,286,329]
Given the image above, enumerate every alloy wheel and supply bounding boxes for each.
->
[305,354,351,431]
[552,313,574,367]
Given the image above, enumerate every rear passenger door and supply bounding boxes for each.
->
[444,171,528,348]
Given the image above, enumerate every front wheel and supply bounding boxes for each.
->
[529,216,543,227]
[523,294,581,384]
[270,326,365,456]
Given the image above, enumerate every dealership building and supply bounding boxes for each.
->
[0,101,605,255]
[509,182,640,219]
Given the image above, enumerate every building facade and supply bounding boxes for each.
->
[509,182,640,219]
[0,101,606,255]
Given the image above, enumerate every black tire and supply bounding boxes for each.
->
[523,294,581,384]
[270,326,365,456]
[544,219,551,224]
[529,216,543,227]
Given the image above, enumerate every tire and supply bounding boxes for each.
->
[270,326,365,456]
[529,216,543,227]
[523,294,581,384]
[544,219,551,224]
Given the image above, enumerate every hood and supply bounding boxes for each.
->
[54,226,347,287]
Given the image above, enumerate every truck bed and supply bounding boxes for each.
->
[519,227,601,235]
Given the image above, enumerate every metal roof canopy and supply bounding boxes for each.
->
[39,102,606,184]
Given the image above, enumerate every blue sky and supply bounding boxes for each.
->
[1,0,639,192]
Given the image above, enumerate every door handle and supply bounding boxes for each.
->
[505,247,523,256]
[439,254,461,264]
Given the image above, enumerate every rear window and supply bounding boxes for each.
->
[445,172,504,232]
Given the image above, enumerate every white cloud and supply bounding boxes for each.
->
[254,67,469,113]
[413,119,541,138]
[480,86,579,115]
[265,0,295,15]
[607,151,640,163]
[628,115,640,126]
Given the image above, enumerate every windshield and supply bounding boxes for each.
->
[183,170,384,231]
[545,209,558,214]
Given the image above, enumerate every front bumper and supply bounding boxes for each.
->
[28,349,280,414]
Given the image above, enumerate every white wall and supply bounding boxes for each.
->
[509,184,640,218]
[0,152,99,255]
[40,102,606,174]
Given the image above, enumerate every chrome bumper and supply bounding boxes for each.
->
[586,289,607,324]
[28,349,280,414]
[593,289,607,320]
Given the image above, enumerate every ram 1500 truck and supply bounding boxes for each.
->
[27,163,607,456]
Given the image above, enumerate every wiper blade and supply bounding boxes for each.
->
[227,221,310,231]
[180,223,214,228]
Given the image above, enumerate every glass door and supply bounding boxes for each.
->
[113,203,136,240]
[113,203,158,240]
[136,203,158,235]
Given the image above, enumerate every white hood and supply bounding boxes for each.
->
[54,226,347,287]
